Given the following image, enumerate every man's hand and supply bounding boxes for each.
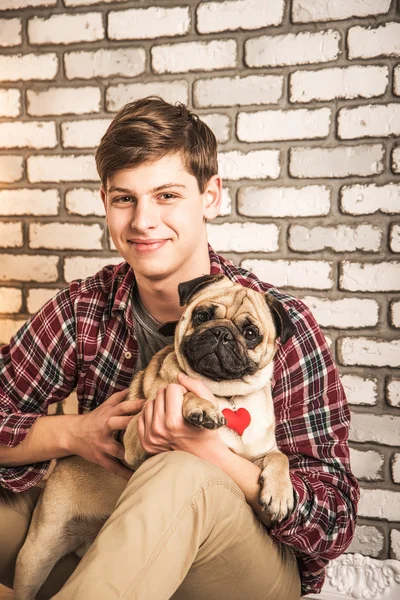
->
[137,373,226,460]
[66,389,144,480]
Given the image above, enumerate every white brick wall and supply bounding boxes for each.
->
[108,7,190,40]
[196,0,284,33]
[28,13,104,45]
[27,87,101,116]
[237,108,331,142]
[358,489,399,522]
[0,0,399,569]
[290,66,388,103]
[245,30,340,67]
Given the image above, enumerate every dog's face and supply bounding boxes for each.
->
[174,274,295,394]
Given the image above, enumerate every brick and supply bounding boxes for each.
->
[152,40,236,74]
[0,156,23,183]
[350,449,383,481]
[358,489,400,521]
[237,108,330,142]
[395,65,400,96]
[0,121,57,149]
[341,374,378,406]
[0,89,21,117]
[290,66,388,103]
[61,119,112,149]
[0,254,59,283]
[106,81,188,112]
[340,261,400,292]
[27,86,101,116]
[64,0,129,5]
[392,454,400,484]
[390,225,400,253]
[301,297,378,328]
[218,150,280,181]
[0,189,59,216]
[0,222,23,248]
[194,75,283,108]
[391,530,400,560]
[393,147,400,173]
[0,52,57,82]
[245,30,340,67]
[387,379,400,407]
[0,0,56,8]
[340,337,400,368]
[219,188,232,217]
[241,259,332,290]
[0,319,27,346]
[340,184,400,215]
[30,223,103,251]
[391,301,400,328]
[293,0,391,22]
[64,256,122,283]
[65,48,145,80]
[348,23,400,59]
[27,288,61,315]
[28,13,103,45]
[206,223,279,253]
[65,188,105,217]
[108,6,189,40]
[238,185,330,218]
[0,288,22,314]
[201,113,230,143]
[290,144,384,178]
[347,526,384,558]
[339,103,400,139]
[350,413,400,446]
[27,155,98,183]
[289,224,382,252]
[0,18,21,46]
[197,0,284,33]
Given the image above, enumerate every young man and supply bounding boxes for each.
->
[0,97,359,600]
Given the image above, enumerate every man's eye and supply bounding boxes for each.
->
[113,196,133,204]
[159,193,176,200]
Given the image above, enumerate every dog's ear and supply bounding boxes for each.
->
[265,295,296,346]
[178,274,225,306]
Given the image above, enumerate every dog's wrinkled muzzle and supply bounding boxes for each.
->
[183,326,257,381]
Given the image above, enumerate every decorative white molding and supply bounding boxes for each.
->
[305,554,400,600]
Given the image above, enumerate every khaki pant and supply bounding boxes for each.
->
[1,451,301,600]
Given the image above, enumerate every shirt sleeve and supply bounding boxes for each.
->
[269,298,359,571]
[0,285,79,492]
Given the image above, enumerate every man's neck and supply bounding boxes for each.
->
[134,252,212,324]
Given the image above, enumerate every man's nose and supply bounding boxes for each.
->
[131,200,158,231]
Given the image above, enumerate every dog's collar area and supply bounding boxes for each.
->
[158,321,178,336]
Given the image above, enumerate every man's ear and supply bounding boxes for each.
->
[265,295,296,346]
[178,274,225,306]
[100,186,108,216]
[203,174,222,221]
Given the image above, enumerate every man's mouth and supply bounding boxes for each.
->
[128,239,168,252]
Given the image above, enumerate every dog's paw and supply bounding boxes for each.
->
[258,474,294,523]
[185,402,226,430]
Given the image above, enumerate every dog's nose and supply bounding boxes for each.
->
[212,327,234,344]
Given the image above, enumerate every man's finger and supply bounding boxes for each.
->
[105,388,130,406]
[176,373,216,402]
[108,415,136,432]
[101,456,132,481]
[117,399,145,414]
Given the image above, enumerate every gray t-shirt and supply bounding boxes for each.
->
[132,286,175,375]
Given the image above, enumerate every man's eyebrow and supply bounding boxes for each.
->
[107,183,187,194]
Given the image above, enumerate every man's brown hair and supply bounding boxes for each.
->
[95,96,218,193]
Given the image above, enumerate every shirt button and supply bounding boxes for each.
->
[124,351,132,359]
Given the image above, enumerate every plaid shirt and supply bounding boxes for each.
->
[0,246,359,595]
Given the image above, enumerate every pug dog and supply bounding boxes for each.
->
[14,274,296,600]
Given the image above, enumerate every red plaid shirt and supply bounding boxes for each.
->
[0,246,359,595]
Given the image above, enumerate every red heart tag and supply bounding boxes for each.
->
[221,408,251,436]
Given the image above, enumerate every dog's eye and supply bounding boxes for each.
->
[244,327,258,340]
[194,311,211,325]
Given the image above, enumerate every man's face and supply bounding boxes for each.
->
[100,153,221,282]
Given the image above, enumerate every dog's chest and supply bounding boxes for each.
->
[216,388,277,460]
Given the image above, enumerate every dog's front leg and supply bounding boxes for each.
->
[123,413,148,470]
[182,392,226,430]
[256,450,294,523]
